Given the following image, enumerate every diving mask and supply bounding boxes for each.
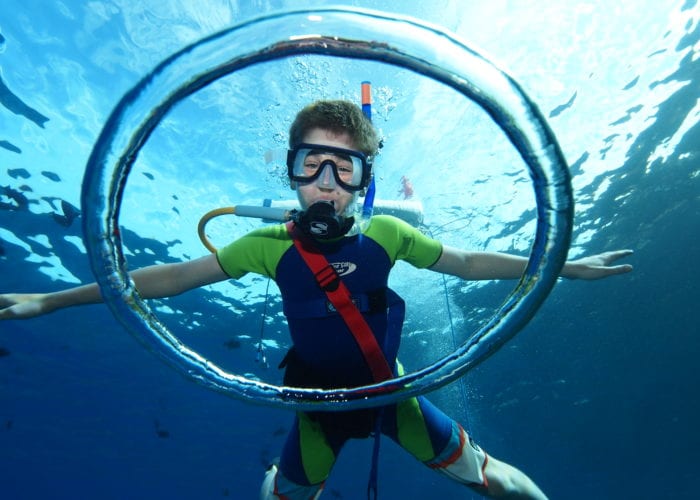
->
[287,143,372,192]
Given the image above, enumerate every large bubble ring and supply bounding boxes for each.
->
[82,8,573,411]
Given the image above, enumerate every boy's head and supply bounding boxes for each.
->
[287,100,379,238]
[289,100,379,157]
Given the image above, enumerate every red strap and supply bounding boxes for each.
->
[286,222,393,382]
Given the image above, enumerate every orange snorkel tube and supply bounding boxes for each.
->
[361,80,372,120]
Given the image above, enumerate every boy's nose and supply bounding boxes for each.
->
[317,161,336,188]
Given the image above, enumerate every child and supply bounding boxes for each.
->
[1,100,633,499]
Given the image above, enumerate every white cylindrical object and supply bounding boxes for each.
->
[264,199,424,226]
[235,205,289,221]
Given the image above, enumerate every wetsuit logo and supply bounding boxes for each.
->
[331,261,357,277]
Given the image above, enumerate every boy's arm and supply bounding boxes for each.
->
[430,245,633,281]
[0,254,228,320]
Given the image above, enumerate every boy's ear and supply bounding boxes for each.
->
[290,180,297,190]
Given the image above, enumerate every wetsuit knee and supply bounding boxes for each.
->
[259,463,325,500]
[427,423,488,487]
[259,462,278,500]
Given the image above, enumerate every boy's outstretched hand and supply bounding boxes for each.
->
[564,249,634,280]
[0,294,50,320]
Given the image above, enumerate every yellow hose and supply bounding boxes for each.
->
[197,206,236,253]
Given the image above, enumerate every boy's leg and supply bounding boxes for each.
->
[473,456,548,500]
[259,461,324,500]
[259,412,339,500]
[389,396,547,499]
[386,396,487,486]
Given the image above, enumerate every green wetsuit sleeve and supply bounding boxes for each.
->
[364,215,442,268]
[216,224,293,280]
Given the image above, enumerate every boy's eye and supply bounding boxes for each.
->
[335,156,353,168]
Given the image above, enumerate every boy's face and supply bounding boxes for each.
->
[294,127,358,216]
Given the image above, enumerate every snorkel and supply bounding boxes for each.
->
[360,81,376,222]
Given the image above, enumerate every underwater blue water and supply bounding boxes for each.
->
[1,1,699,499]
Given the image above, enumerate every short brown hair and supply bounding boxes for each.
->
[288,100,379,156]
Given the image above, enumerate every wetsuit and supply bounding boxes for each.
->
[217,215,487,499]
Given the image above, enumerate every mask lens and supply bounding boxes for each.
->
[289,144,367,190]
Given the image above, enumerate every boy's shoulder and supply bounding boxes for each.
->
[245,223,292,240]
[365,214,417,234]
[365,214,440,268]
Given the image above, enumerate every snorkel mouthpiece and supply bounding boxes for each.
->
[293,200,354,240]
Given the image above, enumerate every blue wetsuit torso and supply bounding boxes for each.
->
[278,230,402,389]
[217,215,441,390]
